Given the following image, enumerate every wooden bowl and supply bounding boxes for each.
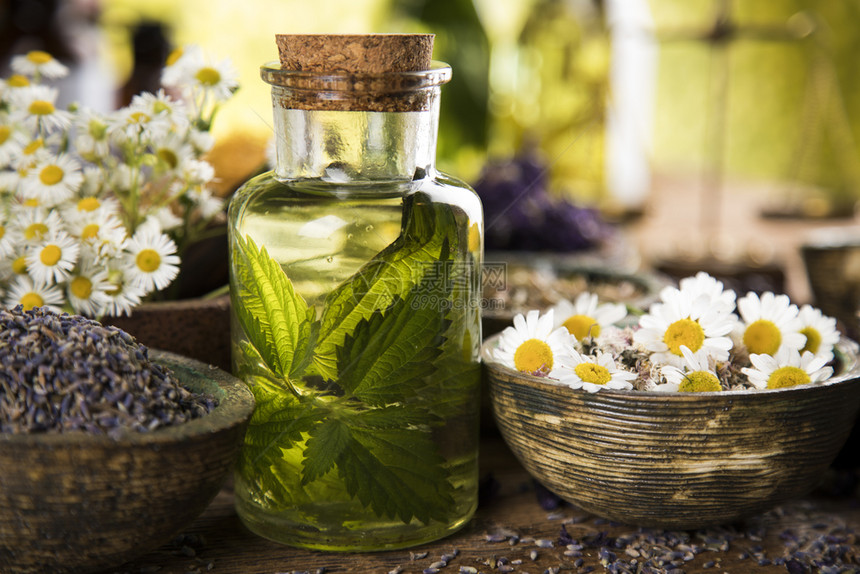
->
[482,252,672,337]
[483,334,860,529]
[0,351,255,574]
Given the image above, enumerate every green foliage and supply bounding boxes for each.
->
[232,197,467,525]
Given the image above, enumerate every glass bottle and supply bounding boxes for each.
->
[227,34,483,551]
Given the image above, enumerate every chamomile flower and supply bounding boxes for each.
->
[144,206,183,231]
[551,292,627,342]
[65,263,111,316]
[123,224,180,293]
[656,345,722,393]
[152,132,195,174]
[550,349,636,393]
[0,123,26,167]
[25,231,79,284]
[0,218,18,257]
[634,287,736,368]
[67,193,120,219]
[101,269,145,317]
[67,210,125,250]
[131,89,189,133]
[677,271,736,313]
[162,45,239,103]
[14,208,62,245]
[188,187,224,219]
[9,85,72,132]
[20,154,83,206]
[73,108,111,160]
[10,51,69,79]
[108,102,171,143]
[736,291,806,356]
[180,158,216,186]
[4,275,64,312]
[796,304,840,361]
[494,309,574,375]
[742,347,833,390]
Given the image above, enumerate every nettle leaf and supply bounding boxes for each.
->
[233,234,314,378]
[335,292,448,406]
[350,404,439,429]
[301,418,351,485]
[237,384,326,504]
[337,425,455,525]
[421,321,481,417]
[312,194,459,379]
[241,382,326,459]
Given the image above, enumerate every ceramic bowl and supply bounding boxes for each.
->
[0,351,255,574]
[483,334,860,530]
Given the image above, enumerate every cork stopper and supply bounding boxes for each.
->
[266,33,447,112]
[276,34,434,75]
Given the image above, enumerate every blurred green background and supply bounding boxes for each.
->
[11,0,860,216]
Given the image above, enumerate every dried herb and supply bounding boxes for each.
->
[0,306,215,435]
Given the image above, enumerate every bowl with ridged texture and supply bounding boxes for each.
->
[0,351,255,574]
[483,334,860,529]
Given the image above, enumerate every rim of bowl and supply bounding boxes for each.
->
[0,350,255,445]
[481,332,860,398]
[482,258,673,320]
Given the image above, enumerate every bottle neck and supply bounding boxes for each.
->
[271,87,441,183]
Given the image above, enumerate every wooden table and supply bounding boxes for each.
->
[107,433,860,574]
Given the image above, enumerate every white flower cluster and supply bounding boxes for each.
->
[0,48,238,317]
[493,272,841,393]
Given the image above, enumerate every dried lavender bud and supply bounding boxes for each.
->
[0,306,217,435]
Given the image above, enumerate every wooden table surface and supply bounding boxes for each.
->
[106,433,860,574]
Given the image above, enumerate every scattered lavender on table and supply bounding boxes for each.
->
[0,306,217,435]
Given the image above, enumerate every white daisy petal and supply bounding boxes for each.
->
[494,310,575,375]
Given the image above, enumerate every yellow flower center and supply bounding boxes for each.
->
[39,164,64,186]
[23,139,43,155]
[20,292,44,310]
[7,74,30,87]
[28,100,55,116]
[12,256,28,275]
[157,148,179,169]
[800,326,822,355]
[513,338,554,373]
[166,47,184,67]
[743,319,782,355]
[574,362,611,385]
[767,366,811,389]
[81,223,100,240]
[70,276,93,299]
[24,222,48,240]
[77,197,101,212]
[152,100,170,114]
[40,244,62,266]
[128,111,150,125]
[105,282,123,296]
[24,198,39,207]
[0,126,10,145]
[195,66,222,86]
[663,318,705,356]
[562,314,600,341]
[678,371,722,392]
[27,50,53,65]
[0,225,4,240]
[136,248,162,272]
